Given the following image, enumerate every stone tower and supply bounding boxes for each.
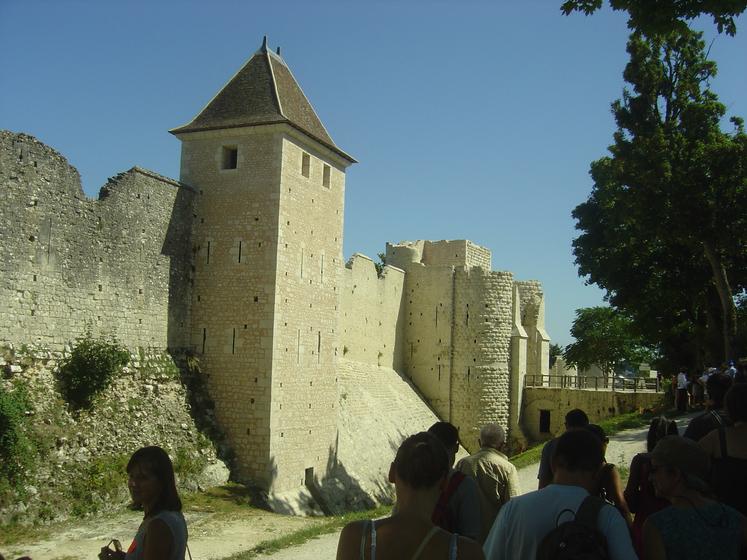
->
[170,38,355,494]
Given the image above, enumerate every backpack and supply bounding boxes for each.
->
[536,495,609,560]
[431,471,466,532]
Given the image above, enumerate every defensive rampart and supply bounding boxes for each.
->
[0,131,194,350]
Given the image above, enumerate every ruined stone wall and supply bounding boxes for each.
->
[0,343,228,523]
[451,268,514,450]
[0,131,194,351]
[339,255,405,370]
[178,127,281,487]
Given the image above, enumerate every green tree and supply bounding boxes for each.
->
[561,0,747,36]
[564,307,656,376]
[572,29,747,364]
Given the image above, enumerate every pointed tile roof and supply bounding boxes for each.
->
[171,38,355,163]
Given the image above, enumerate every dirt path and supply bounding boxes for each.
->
[3,509,324,560]
[5,414,695,560]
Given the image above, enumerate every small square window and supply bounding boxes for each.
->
[322,164,331,188]
[301,152,310,178]
[221,146,238,170]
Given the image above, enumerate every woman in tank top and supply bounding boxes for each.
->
[99,446,188,560]
[335,432,484,560]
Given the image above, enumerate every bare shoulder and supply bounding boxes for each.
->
[337,519,368,560]
[458,535,486,560]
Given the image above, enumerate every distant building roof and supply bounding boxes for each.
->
[170,37,355,163]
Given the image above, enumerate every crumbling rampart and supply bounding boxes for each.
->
[0,131,195,350]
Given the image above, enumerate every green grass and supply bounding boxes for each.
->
[222,505,392,559]
[509,443,545,469]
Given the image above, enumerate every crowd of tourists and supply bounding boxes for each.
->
[3,378,747,560]
[338,380,747,559]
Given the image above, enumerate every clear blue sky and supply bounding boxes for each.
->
[2,1,745,346]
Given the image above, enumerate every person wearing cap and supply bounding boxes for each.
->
[643,435,747,560]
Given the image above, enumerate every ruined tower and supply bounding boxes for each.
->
[170,38,355,493]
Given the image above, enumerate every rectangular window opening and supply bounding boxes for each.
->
[238,241,243,263]
[322,164,331,188]
[305,467,314,486]
[232,328,236,355]
[221,146,238,170]
[202,328,207,354]
[317,331,321,364]
[301,152,310,178]
[539,410,551,433]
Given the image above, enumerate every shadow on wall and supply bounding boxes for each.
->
[171,351,237,470]
[266,435,405,516]
[163,184,196,351]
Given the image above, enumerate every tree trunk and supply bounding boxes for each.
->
[703,240,738,361]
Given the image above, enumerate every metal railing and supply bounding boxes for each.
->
[524,374,661,392]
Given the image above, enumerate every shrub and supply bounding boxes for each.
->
[0,383,36,490]
[58,332,129,409]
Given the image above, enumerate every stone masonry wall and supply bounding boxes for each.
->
[401,264,455,421]
[451,268,514,451]
[522,387,664,442]
[421,240,491,269]
[515,280,549,376]
[178,127,282,488]
[340,255,405,370]
[269,132,348,494]
[327,358,443,510]
[0,131,194,351]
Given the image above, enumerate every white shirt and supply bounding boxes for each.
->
[483,484,636,560]
[677,372,689,389]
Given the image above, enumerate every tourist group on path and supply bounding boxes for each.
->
[3,375,747,560]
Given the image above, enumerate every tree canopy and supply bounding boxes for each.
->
[571,28,747,367]
[564,306,656,376]
[561,0,747,36]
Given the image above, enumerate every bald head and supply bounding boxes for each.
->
[479,424,506,450]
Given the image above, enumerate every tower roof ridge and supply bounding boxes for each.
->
[170,37,354,163]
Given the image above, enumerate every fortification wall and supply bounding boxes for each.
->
[0,131,194,351]
[451,268,514,450]
[515,280,549,376]
[324,358,442,510]
[522,387,663,441]
[340,254,405,369]
[421,240,492,269]
[269,133,347,493]
[401,264,455,421]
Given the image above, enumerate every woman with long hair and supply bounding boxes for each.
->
[99,446,188,560]
[624,416,678,557]
[336,432,484,560]
[585,424,633,526]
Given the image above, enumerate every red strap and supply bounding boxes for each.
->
[432,472,466,526]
